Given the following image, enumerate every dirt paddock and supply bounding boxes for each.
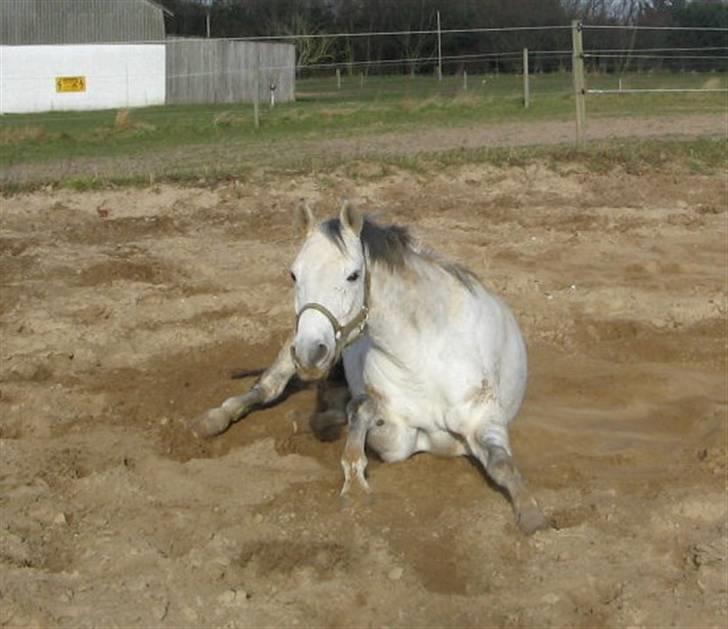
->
[1,160,726,627]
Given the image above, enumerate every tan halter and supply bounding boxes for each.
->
[290,264,371,369]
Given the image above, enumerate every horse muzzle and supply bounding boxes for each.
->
[290,342,334,382]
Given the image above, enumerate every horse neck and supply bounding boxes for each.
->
[366,253,453,345]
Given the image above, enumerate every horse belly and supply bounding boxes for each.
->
[416,430,468,457]
[366,416,419,463]
[367,412,468,461]
[363,384,446,462]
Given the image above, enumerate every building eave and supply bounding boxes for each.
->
[143,0,174,18]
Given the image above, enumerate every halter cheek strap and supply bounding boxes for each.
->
[291,266,371,368]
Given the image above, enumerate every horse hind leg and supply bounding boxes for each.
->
[485,444,549,535]
[470,426,549,535]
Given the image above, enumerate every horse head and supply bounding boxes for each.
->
[289,201,370,381]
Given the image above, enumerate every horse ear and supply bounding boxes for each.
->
[294,200,316,236]
[339,200,363,237]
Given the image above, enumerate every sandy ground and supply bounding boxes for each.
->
[1,113,726,186]
[1,159,726,627]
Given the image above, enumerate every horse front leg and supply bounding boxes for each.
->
[190,335,296,438]
[340,395,377,495]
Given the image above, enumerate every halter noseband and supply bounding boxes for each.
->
[290,263,371,370]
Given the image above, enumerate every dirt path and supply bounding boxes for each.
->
[2,112,725,187]
[0,160,726,627]
[318,111,727,157]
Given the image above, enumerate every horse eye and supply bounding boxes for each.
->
[290,271,297,283]
[347,271,360,282]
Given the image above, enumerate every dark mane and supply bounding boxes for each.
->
[320,217,478,292]
[320,217,413,270]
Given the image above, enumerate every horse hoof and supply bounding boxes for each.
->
[310,410,346,442]
[190,408,232,438]
[517,501,550,536]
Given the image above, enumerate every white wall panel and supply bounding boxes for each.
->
[0,44,165,113]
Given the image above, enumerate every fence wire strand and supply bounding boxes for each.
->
[583,24,728,32]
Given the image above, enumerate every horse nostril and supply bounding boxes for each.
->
[311,342,328,365]
[296,340,330,370]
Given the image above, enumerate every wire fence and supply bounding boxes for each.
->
[1,22,726,146]
[293,22,726,136]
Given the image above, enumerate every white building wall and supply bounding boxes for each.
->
[0,44,165,114]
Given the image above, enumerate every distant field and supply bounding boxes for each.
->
[297,68,728,102]
[0,71,725,188]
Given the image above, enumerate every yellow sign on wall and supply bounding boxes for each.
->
[55,76,86,93]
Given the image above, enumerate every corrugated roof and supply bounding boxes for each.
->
[0,0,167,45]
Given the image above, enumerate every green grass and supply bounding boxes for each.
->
[0,75,567,167]
[299,68,727,101]
[0,70,725,188]
[1,136,723,196]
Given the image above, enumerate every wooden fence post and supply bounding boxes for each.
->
[253,54,260,129]
[336,68,341,89]
[571,20,586,147]
[463,70,468,91]
[523,48,530,108]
